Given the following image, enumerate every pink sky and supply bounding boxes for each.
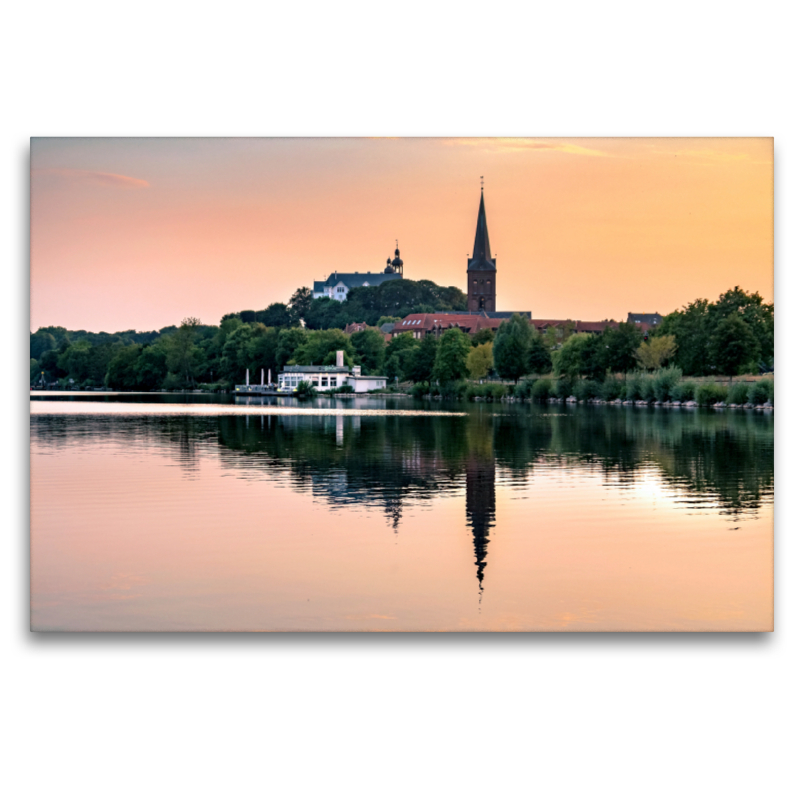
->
[30,137,773,332]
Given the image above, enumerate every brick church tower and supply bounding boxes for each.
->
[467,186,496,313]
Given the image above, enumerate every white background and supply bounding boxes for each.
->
[4,2,797,798]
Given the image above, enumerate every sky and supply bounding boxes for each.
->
[30,137,773,333]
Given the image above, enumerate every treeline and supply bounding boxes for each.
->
[31,318,391,391]
[655,286,773,375]
[223,278,467,332]
[30,284,773,391]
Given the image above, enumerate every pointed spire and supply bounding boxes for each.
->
[468,184,496,271]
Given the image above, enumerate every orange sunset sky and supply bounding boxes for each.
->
[30,137,773,333]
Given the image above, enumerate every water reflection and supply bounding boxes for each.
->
[31,404,773,593]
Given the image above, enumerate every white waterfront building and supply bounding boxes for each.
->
[278,351,387,393]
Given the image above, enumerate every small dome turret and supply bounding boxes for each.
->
[391,244,403,269]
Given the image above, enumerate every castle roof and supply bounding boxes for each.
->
[313,271,402,293]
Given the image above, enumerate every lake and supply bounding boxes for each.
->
[30,393,773,632]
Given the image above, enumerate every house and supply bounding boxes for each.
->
[345,321,393,343]
[312,246,405,302]
[278,351,387,393]
[627,312,663,327]
[390,312,508,339]
[390,312,614,340]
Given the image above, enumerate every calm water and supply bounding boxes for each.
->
[30,393,773,631]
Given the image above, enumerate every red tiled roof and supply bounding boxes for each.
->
[392,313,504,336]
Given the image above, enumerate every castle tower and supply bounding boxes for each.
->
[466,186,496,313]
[385,241,404,276]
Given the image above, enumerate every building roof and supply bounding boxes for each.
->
[281,365,353,374]
[467,189,497,272]
[530,319,619,333]
[313,272,402,293]
[392,312,505,336]
[627,312,663,326]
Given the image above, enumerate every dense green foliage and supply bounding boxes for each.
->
[492,313,532,383]
[433,328,471,384]
[656,287,773,375]
[31,284,773,393]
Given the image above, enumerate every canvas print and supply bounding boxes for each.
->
[30,138,774,632]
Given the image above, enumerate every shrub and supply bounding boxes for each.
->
[670,382,696,402]
[554,376,573,399]
[336,383,355,394]
[652,366,682,402]
[437,380,468,399]
[295,380,317,398]
[726,382,749,405]
[640,376,656,403]
[575,379,601,401]
[695,382,728,406]
[479,383,507,400]
[748,378,773,405]
[162,372,183,391]
[601,376,624,401]
[531,378,553,401]
[514,379,534,400]
[625,374,643,401]
[411,382,429,399]
[465,384,481,401]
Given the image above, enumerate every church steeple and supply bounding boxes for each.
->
[469,189,495,270]
[466,183,497,312]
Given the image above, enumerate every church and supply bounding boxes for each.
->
[467,186,497,313]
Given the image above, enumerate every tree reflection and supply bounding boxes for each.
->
[32,404,774,589]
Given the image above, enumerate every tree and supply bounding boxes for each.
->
[30,330,57,360]
[220,324,256,383]
[247,325,281,381]
[276,327,309,369]
[136,342,169,390]
[634,335,677,370]
[493,314,532,383]
[472,328,495,347]
[467,342,493,380]
[57,341,94,383]
[552,333,594,378]
[543,320,575,351]
[351,329,386,375]
[433,328,471,384]
[657,299,712,375]
[710,314,759,376]
[711,286,773,368]
[39,347,68,380]
[257,303,293,329]
[105,344,144,390]
[165,317,202,386]
[402,335,438,384]
[527,333,552,375]
[384,333,418,382]
[304,297,352,330]
[293,329,354,367]
[289,287,313,324]
[600,322,642,373]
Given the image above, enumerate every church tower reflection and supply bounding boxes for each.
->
[465,415,496,591]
